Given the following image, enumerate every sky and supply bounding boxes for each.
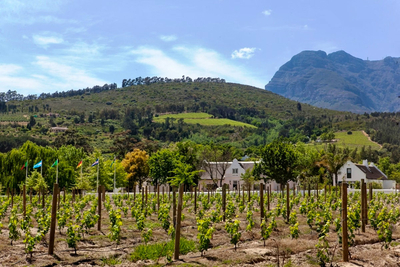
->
[0,0,399,96]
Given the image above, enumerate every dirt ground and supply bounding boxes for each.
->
[1,193,400,267]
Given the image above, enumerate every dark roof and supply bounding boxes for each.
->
[355,164,387,180]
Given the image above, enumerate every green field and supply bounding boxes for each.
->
[153,113,256,128]
[311,131,381,150]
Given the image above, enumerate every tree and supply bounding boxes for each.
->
[29,116,36,127]
[121,149,149,190]
[169,160,201,187]
[253,138,299,185]
[148,148,178,186]
[109,125,115,134]
[54,130,93,154]
[201,143,233,187]
[318,144,349,186]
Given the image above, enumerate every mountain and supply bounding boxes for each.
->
[265,50,400,113]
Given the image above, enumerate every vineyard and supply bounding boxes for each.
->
[0,184,400,266]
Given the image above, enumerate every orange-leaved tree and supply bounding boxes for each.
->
[121,148,149,190]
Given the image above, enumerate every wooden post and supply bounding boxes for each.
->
[11,188,14,207]
[286,183,290,223]
[157,185,160,211]
[174,184,184,261]
[72,188,75,203]
[369,183,372,202]
[48,183,59,255]
[57,187,61,210]
[6,187,9,199]
[133,184,136,203]
[342,182,349,262]
[248,184,251,203]
[238,183,240,198]
[141,186,145,210]
[173,187,177,227]
[97,186,101,231]
[194,185,197,214]
[324,185,327,203]
[23,185,26,217]
[267,186,270,211]
[222,184,226,222]
[102,185,106,202]
[30,188,32,203]
[63,188,66,203]
[308,183,311,197]
[260,183,264,221]
[361,179,366,233]
[42,188,45,209]
[316,183,318,199]
[207,188,210,203]
[292,183,296,199]
[145,186,148,204]
[364,181,368,225]
[242,186,244,204]
[162,186,165,203]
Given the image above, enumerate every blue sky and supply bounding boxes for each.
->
[1,0,399,95]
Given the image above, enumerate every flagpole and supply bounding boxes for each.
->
[97,161,99,193]
[114,159,116,193]
[80,158,83,186]
[26,160,28,184]
[56,158,58,184]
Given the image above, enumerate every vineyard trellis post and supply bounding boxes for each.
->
[238,182,240,198]
[222,184,226,222]
[242,186,244,204]
[342,182,349,262]
[141,186,144,210]
[364,181,368,225]
[316,183,318,199]
[324,185,327,203]
[11,188,14,207]
[286,182,290,223]
[194,185,197,214]
[157,185,160,211]
[97,185,101,231]
[248,184,250,203]
[42,188,45,209]
[173,187,177,227]
[260,183,264,222]
[7,187,9,199]
[292,183,295,200]
[369,183,372,202]
[361,179,366,232]
[29,188,32,203]
[63,187,66,203]
[308,183,310,197]
[57,187,61,210]
[48,183,59,255]
[267,185,270,211]
[23,184,26,217]
[174,184,184,261]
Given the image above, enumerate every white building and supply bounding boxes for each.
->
[337,160,395,189]
[199,158,296,191]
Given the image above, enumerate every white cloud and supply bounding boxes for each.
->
[262,9,272,16]
[33,35,63,48]
[231,47,257,59]
[159,35,177,42]
[129,46,265,88]
[0,64,45,93]
[34,56,107,89]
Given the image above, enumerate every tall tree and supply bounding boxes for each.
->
[253,138,299,185]
[148,148,177,186]
[201,143,233,187]
[121,148,149,190]
[318,144,349,186]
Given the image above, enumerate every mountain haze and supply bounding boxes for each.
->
[265,50,400,113]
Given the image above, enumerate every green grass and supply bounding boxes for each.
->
[310,131,381,150]
[130,238,196,262]
[153,112,256,128]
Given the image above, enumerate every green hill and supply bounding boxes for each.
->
[1,82,366,152]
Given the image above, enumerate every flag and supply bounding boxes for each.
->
[76,160,82,169]
[21,161,28,170]
[51,159,58,168]
[91,159,99,167]
[110,156,116,168]
[33,160,42,169]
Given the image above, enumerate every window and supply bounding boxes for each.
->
[347,168,352,179]
[232,168,238,174]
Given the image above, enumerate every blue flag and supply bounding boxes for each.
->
[33,160,42,169]
[91,159,99,167]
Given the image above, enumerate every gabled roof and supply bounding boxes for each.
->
[355,164,387,180]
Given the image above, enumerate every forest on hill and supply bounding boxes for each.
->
[1,80,400,165]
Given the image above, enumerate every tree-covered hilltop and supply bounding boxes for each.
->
[0,82,364,152]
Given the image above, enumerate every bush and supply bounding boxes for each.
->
[130,238,196,262]
[347,131,352,135]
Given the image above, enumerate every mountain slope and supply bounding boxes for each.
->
[265,50,400,113]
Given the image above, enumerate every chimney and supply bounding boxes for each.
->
[363,159,368,166]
